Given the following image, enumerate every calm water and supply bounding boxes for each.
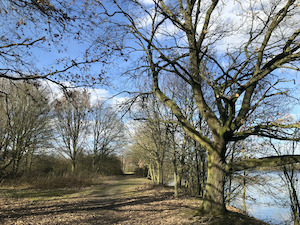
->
[230,171,299,225]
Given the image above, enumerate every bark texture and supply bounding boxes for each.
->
[199,152,226,215]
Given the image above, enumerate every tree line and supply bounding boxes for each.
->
[0,79,125,179]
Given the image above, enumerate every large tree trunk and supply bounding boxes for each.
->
[199,151,226,215]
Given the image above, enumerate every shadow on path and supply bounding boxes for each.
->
[0,176,195,224]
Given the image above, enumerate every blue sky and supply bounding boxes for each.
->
[2,0,299,121]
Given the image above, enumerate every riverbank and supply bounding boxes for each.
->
[0,175,268,224]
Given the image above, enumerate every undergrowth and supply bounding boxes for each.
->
[0,172,104,189]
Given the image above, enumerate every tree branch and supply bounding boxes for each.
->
[226,155,300,173]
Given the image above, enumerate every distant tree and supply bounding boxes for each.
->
[130,96,171,185]
[0,79,52,176]
[54,89,90,173]
[101,0,300,215]
[160,77,208,197]
[91,101,125,172]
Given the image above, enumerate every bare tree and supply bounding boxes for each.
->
[163,77,208,197]
[130,96,171,185]
[100,0,300,215]
[54,89,90,173]
[91,101,125,172]
[0,79,52,176]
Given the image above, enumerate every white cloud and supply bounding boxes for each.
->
[138,0,154,6]
[89,88,110,105]
[42,80,64,101]
[111,96,131,107]
[42,80,111,105]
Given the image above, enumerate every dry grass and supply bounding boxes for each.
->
[0,173,104,190]
[0,176,269,225]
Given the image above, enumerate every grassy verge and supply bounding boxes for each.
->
[0,173,105,201]
[0,174,149,201]
[0,172,104,189]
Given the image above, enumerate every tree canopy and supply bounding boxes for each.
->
[99,0,300,215]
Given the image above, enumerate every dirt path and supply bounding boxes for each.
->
[0,176,268,225]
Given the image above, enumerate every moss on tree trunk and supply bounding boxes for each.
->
[199,152,226,215]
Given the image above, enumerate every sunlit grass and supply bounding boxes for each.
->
[0,175,150,201]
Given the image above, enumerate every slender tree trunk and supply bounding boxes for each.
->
[201,159,206,197]
[178,171,183,186]
[188,166,192,189]
[157,160,164,185]
[195,147,202,196]
[147,163,152,179]
[226,142,236,207]
[171,128,178,197]
[199,151,226,215]
[25,147,35,173]
[173,152,178,197]
[283,166,300,225]
[294,218,299,225]
[92,152,97,170]
[148,162,157,184]
[12,158,17,174]
[226,174,232,207]
[71,159,76,173]
[242,170,247,213]
[174,171,178,198]
[156,162,160,185]
[12,150,22,175]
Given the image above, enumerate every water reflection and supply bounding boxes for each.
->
[230,171,299,225]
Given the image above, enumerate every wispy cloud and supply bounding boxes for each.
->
[89,88,110,104]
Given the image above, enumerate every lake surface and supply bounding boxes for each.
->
[230,170,299,225]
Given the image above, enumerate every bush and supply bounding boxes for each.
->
[93,155,124,176]
[0,153,124,189]
[134,166,148,177]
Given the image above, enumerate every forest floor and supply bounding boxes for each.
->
[0,175,269,225]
